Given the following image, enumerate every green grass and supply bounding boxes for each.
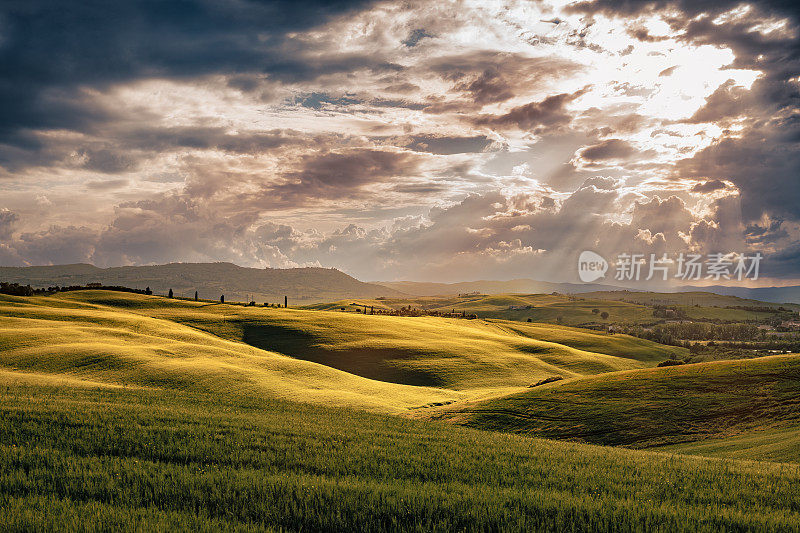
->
[488,320,680,362]
[582,291,800,311]
[4,290,800,530]
[308,291,785,326]
[661,426,800,464]
[446,354,800,457]
[16,291,684,393]
[307,293,652,325]
[0,293,458,413]
[2,381,800,531]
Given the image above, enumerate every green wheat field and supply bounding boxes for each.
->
[2,291,800,531]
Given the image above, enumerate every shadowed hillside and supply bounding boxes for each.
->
[441,354,800,462]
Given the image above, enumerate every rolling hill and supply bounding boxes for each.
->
[0,262,406,303]
[0,293,455,413]
[306,292,787,326]
[438,354,800,462]
[1,291,683,395]
[2,291,800,529]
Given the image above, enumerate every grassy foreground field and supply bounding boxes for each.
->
[2,380,800,531]
[2,291,800,530]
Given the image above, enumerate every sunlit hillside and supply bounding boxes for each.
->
[307,292,786,326]
[8,292,687,391]
[0,293,456,413]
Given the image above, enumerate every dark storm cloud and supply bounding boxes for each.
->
[401,135,496,155]
[0,209,18,239]
[745,218,789,245]
[296,92,361,110]
[119,127,304,155]
[15,225,99,265]
[78,149,138,174]
[402,29,433,48]
[760,242,800,278]
[267,149,419,204]
[391,183,448,194]
[0,0,378,144]
[86,179,130,191]
[628,26,671,43]
[575,139,636,162]
[472,89,587,131]
[0,125,308,174]
[425,52,582,108]
[691,179,728,193]
[686,80,757,124]
[457,68,516,105]
[676,133,800,222]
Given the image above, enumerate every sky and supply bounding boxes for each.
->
[0,0,798,285]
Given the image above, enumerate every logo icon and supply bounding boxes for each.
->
[578,251,608,283]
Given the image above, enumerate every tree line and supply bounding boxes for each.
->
[0,282,151,297]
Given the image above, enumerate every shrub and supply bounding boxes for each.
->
[529,376,564,387]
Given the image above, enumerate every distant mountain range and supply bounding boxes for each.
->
[676,285,800,305]
[376,279,800,305]
[0,263,406,303]
[3,262,800,305]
